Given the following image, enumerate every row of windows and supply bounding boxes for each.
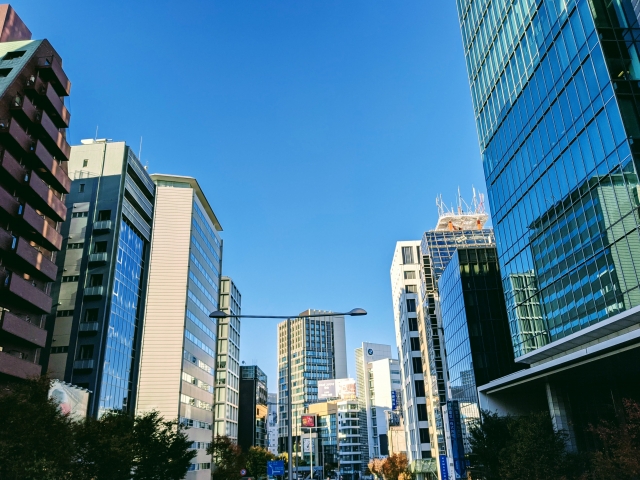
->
[190,253,218,294]
[189,271,218,308]
[185,330,215,359]
[180,394,213,411]
[184,349,214,375]
[187,290,214,319]
[193,202,221,249]
[182,371,213,393]
[191,238,220,279]
[180,417,212,430]
[192,219,221,264]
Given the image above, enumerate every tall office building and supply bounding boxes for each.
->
[355,343,400,460]
[391,200,493,480]
[45,140,154,417]
[277,310,347,455]
[135,174,222,479]
[238,365,268,451]
[390,241,431,476]
[0,5,72,381]
[214,276,241,442]
[438,246,524,477]
[457,0,640,450]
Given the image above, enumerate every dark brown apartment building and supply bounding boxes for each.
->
[0,5,72,381]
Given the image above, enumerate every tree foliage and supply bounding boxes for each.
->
[0,377,196,480]
[469,410,584,480]
[367,453,411,480]
[589,398,640,480]
[245,446,276,478]
[207,435,243,480]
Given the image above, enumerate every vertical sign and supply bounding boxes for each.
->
[439,455,449,480]
[447,400,467,479]
[391,390,397,410]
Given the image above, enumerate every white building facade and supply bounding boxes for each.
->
[136,175,223,479]
[214,276,241,441]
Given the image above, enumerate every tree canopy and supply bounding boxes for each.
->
[0,376,196,480]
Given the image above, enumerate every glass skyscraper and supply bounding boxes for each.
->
[456,0,640,358]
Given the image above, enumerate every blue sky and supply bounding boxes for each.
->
[17,0,487,390]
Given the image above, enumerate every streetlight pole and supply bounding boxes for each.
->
[210,308,367,480]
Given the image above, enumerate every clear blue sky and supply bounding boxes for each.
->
[17,0,487,390]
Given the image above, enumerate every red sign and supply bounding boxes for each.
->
[301,415,316,428]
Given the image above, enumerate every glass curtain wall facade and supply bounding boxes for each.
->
[439,247,524,460]
[456,0,640,359]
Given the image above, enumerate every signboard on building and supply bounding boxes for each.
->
[335,378,356,399]
[302,437,315,453]
[391,390,398,410]
[267,460,285,476]
[439,455,449,480]
[318,379,336,399]
[48,380,89,420]
[301,415,317,428]
[447,400,467,479]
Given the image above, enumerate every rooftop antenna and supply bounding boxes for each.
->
[138,136,143,161]
[94,125,99,140]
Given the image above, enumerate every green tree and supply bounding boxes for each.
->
[0,376,76,480]
[589,398,640,479]
[468,411,510,480]
[244,446,276,478]
[207,435,243,480]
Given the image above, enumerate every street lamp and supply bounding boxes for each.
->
[209,308,367,480]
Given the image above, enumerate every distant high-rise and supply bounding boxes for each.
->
[45,140,154,418]
[135,174,222,479]
[355,343,400,461]
[214,276,241,442]
[0,5,72,382]
[277,310,347,456]
[238,365,268,451]
[457,0,640,450]
[267,392,278,455]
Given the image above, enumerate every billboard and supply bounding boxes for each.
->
[48,380,89,420]
[335,378,356,399]
[318,379,336,399]
[318,378,356,400]
[301,415,317,428]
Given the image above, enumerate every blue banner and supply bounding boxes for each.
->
[391,390,397,410]
[439,454,449,480]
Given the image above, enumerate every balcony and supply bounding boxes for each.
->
[0,185,20,218]
[1,310,47,347]
[34,110,70,161]
[73,359,94,371]
[14,237,57,281]
[10,95,39,125]
[40,82,70,128]
[31,140,70,193]
[93,220,112,232]
[0,118,32,154]
[84,286,104,297]
[0,271,52,313]
[0,149,26,184]
[88,252,108,265]
[20,203,62,251]
[0,350,41,379]
[25,170,66,222]
[36,56,71,96]
[78,322,99,335]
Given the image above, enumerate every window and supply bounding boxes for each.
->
[3,50,25,60]
[0,68,11,77]
[79,184,85,193]
[77,345,94,360]
[412,357,423,373]
[62,275,79,283]
[421,450,432,459]
[406,299,416,312]
[419,428,430,443]
[406,285,418,294]
[404,271,416,279]
[67,242,84,250]
[50,346,69,354]
[410,337,421,351]
[414,380,425,397]
[56,310,74,317]
[402,246,414,264]
[409,317,418,331]
[71,211,88,218]
[84,308,99,323]
[89,274,103,286]
[417,403,428,421]
[94,241,107,253]
[98,210,111,221]
[82,159,88,167]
